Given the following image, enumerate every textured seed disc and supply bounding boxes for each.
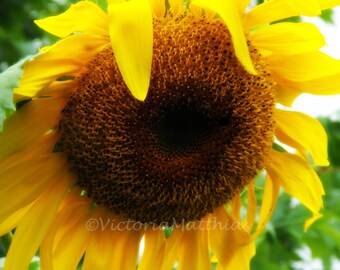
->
[57,13,276,225]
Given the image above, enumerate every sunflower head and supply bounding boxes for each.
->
[1,0,340,269]
[57,12,276,224]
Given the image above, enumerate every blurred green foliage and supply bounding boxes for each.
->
[0,0,340,269]
[0,0,78,72]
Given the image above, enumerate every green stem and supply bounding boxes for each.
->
[1,232,13,254]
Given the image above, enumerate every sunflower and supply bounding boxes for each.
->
[1,0,340,269]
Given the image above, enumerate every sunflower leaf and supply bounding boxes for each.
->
[0,56,33,132]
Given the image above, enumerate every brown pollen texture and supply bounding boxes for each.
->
[57,13,276,225]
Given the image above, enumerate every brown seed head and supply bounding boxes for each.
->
[57,13,276,225]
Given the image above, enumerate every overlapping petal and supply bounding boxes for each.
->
[177,221,210,270]
[148,0,166,17]
[108,0,153,101]
[267,51,340,82]
[3,174,70,270]
[250,174,280,240]
[245,0,320,28]
[250,22,325,56]
[210,206,255,270]
[139,229,166,270]
[267,150,325,230]
[191,0,256,74]
[275,109,329,166]
[14,34,109,97]
[35,1,108,38]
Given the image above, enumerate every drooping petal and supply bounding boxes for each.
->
[0,204,32,236]
[35,1,108,38]
[14,34,109,97]
[275,109,329,166]
[0,154,67,223]
[250,22,325,55]
[3,172,70,270]
[244,0,321,29]
[210,206,255,270]
[51,212,91,270]
[266,51,340,82]
[246,181,256,230]
[138,229,166,270]
[231,195,242,220]
[148,0,166,17]
[191,0,256,74]
[250,174,280,240]
[177,220,211,270]
[160,228,184,270]
[267,150,324,230]
[82,205,118,270]
[0,97,67,161]
[276,73,340,100]
[110,221,143,270]
[40,190,90,270]
[275,84,301,107]
[108,0,153,101]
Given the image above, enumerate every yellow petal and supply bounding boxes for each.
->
[246,181,256,230]
[275,85,301,107]
[177,220,210,270]
[0,203,32,236]
[35,1,108,38]
[237,0,251,14]
[0,154,67,223]
[14,34,109,97]
[51,213,91,270]
[0,97,67,161]
[304,212,323,231]
[251,22,325,55]
[191,0,256,74]
[40,190,90,270]
[189,4,202,17]
[168,0,183,15]
[276,73,340,97]
[210,206,255,270]
[160,228,184,270]
[266,51,340,82]
[244,0,321,29]
[83,228,118,270]
[108,0,153,101]
[148,0,166,17]
[110,228,142,270]
[139,229,166,270]
[231,195,242,220]
[275,109,329,166]
[3,172,70,270]
[267,150,324,229]
[319,0,340,9]
[250,174,280,240]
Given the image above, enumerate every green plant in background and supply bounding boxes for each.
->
[1,0,340,269]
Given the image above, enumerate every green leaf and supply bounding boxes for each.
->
[320,9,334,24]
[0,56,33,131]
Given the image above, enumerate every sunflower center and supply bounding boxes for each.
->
[57,13,276,225]
[155,104,222,153]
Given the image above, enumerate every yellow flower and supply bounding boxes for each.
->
[1,0,340,269]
